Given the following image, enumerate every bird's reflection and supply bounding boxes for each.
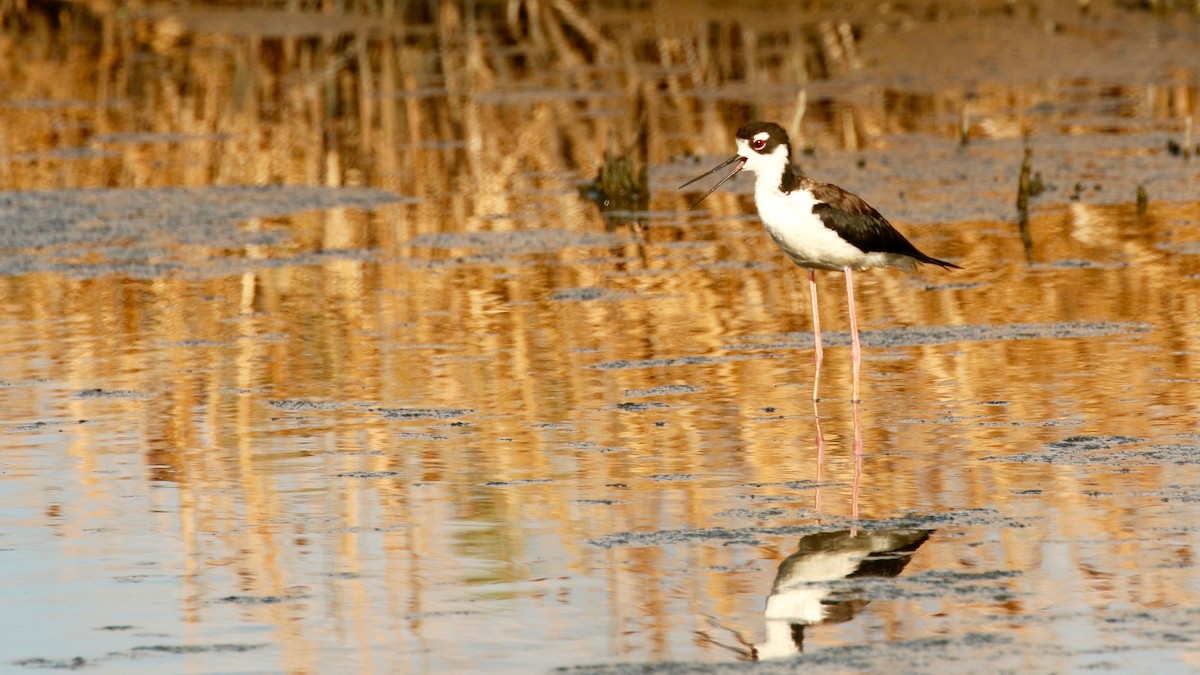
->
[701,398,927,661]
[752,527,933,660]
[699,526,933,661]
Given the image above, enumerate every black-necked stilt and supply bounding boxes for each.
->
[681,121,960,402]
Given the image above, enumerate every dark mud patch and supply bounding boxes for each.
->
[565,444,626,454]
[595,322,1149,371]
[614,401,671,412]
[593,353,788,371]
[983,435,1145,464]
[726,322,1152,351]
[408,228,622,252]
[12,643,269,671]
[485,478,555,487]
[714,507,790,519]
[920,280,990,291]
[902,413,1089,427]
[0,377,50,388]
[1145,485,1200,504]
[3,252,376,279]
[1029,259,1130,270]
[743,480,822,491]
[883,568,1022,600]
[132,643,268,654]
[6,419,87,433]
[404,609,484,620]
[591,526,776,548]
[588,509,1026,549]
[624,384,703,397]
[73,388,147,399]
[164,339,228,348]
[0,186,402,278]
[646,473,700,482]
[903,414,1084,428]
[550,286,637,302]
[994,437,1200,466]
[267,399,343,412]
[1134,444,1200,466]
[735,495,819,506]
[326,572,364,580]
[335,471,404,479]
[376,407,473,421]
[315,524,413,534]
[0,186,400,248]
[396,431,451,440]
[12,657,89,670]
[112,574,165,583]
[215,594,308,605]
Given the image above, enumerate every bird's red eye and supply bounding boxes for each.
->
[752,138,767,150]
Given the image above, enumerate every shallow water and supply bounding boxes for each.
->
[1,1,1200,673]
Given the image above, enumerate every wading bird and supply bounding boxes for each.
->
[681,121,959,402]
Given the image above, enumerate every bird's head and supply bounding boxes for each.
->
[679,121,793,208]
[734,121,792,177]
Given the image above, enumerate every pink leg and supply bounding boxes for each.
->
[844,267,862,403]
[809,269,823,402]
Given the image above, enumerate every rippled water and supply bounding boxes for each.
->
[1,1,1199,673]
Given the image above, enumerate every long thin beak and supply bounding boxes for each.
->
[678,155,746,209]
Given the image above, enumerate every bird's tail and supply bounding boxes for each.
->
[914,253,961,270]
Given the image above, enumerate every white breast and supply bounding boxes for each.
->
[752,181,911,272]
[752,183,864,271]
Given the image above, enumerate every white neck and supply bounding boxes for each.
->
[752,168,788,196]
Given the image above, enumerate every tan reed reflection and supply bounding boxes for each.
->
[3,194,1200,665]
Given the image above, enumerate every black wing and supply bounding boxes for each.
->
[810,183,960,269]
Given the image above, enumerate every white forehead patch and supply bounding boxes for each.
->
[753,131,770,143]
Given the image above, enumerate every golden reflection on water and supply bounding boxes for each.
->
[4,196,1200,668]
[1,0,1200,671]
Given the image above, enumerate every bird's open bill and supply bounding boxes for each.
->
[678,155,746,209]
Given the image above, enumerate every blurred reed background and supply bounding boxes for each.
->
[1,0,1193,217]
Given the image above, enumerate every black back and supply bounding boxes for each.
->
[736,120,960,269]
[808,179,959,269]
